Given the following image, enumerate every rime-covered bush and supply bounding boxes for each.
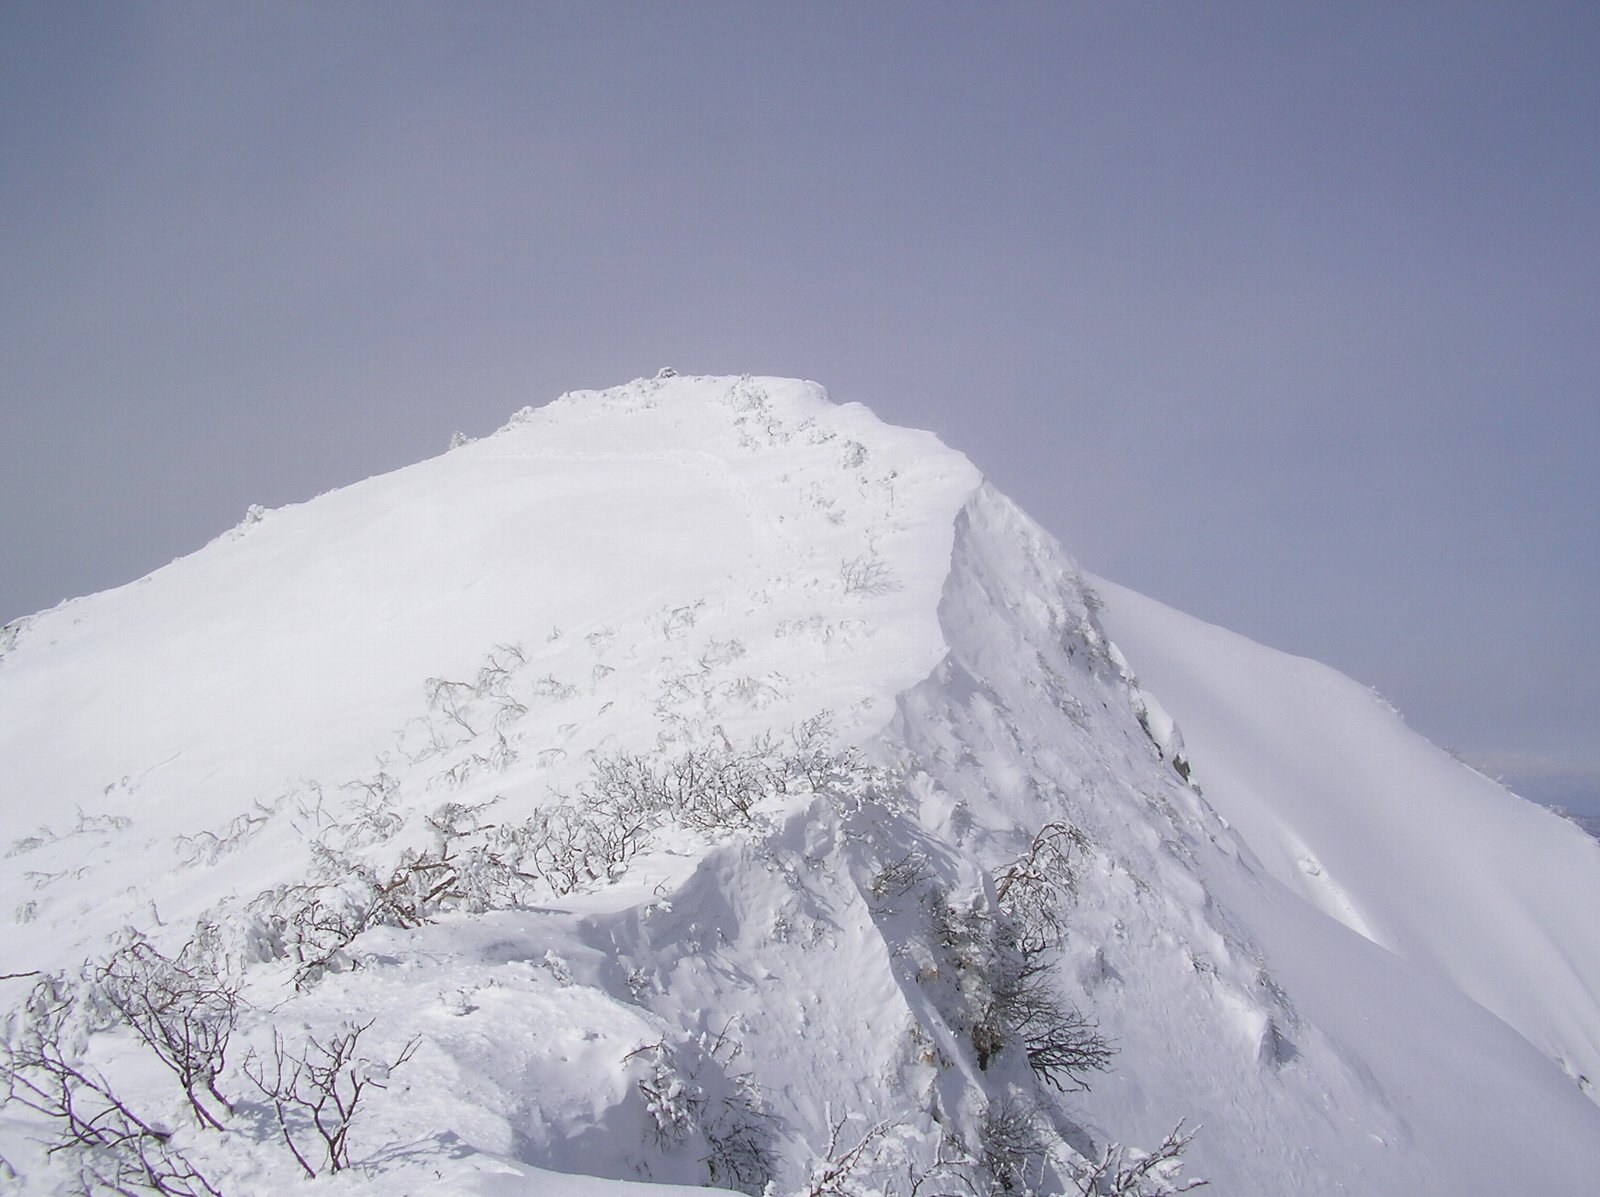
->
[979,1096,1049,1193]
[1074,1122,1208,1195]
[1,974,223,1196]
[232,718,889,987]
[995,821,1090,956]
[97,940,239,1131]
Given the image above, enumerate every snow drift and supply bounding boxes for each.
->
[1,374,1596,1196]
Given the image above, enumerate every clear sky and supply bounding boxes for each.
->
[3,2,1596,813]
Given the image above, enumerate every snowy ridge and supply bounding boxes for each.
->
[895,488,1600,1192]
[2,375,1597,1196]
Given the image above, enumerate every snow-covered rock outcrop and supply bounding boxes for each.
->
[2,375,1596,1196]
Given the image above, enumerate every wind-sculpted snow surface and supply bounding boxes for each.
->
[1,375,1597,1195]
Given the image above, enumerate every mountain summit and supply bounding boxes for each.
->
[2,374,1597,1196]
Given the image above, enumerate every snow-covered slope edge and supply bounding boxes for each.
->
[1,375,1597,1196]
[1091,576,1600,1099]
[886,486,1600,1194]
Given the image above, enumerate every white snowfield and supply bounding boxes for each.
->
[1091,578,1600,1098]
[1,374,1596,1196]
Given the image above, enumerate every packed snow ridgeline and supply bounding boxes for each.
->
[3,374,1598,1197]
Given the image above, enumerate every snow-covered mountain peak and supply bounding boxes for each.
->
[2,376,1597,1196]
[0,374,979,833]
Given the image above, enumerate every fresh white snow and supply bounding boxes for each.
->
[1092,577,1600,1095]
[2,374,1596,1196]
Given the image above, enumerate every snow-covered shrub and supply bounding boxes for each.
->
[0,613,36,660]
[994,821,1089,956]
[783,714,892,799]
[660,601,704,640]
[231,721,881,985]
[401,647,537,765]
[798,1111,898,1197]
[1073,1121,1207,1195]
[97,941,239,1132]
[704,1091,774,1195]
[0,974,223,1197]
[630,1042,704,1149]
[423,676,480,742]
[921,892,1003,1070]
[512,762,669,895]
[335,772,406,847]
[593,743,770,833]
[627,1032,776,1195]
[979,1095,1049,1193]
[982,821,1114,1089]
[526,717,889,891]
[698,1028,776,1195]
[793,1110,976,1197]
[287,777,403,853]
[221,718,893,997]
[242,871,373,986]
[4,934,428,1191]
[173,801,281,868]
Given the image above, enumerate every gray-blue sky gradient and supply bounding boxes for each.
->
[3,2,1596,811]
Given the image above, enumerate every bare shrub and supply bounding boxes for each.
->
[243,1021,417,1178]
[986,957,1113,1092]
[869,852,930,907]
[840,552,898,596]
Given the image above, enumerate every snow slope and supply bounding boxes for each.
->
[2,374,1597,1196]
[1091,577,1600,1097]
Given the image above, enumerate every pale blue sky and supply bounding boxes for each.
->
[2,2,1596,811]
